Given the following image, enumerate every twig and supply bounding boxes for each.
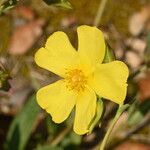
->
[107,112,150,149]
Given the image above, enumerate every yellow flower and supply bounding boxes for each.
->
[35,25,129,135]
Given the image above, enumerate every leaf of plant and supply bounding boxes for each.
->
[43,0,60,5]
[0,0,19,15]
[5,94,40,150]
[60,131,81,146]
[43,0,72,9]
[36,145,63,150]
[128,99,150,126]
[46,115,60,137]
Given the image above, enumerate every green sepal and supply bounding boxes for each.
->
[88,97,104,134]
[103,42,115,63]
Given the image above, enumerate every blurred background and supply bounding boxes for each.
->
[0,0,150,150]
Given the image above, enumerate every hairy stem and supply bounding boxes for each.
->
[99,104,129,150]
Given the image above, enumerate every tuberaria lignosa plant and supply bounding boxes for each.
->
[34,25,129,135]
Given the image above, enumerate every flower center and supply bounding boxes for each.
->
[65,69,87,92]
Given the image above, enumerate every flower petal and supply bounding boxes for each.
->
[35,32,79,77]
[36,80,77,123]
[73,87,96,135]
[90,61,129,105]
[77,25,105,69]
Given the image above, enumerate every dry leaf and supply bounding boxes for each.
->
[138,72,150,101]
[115,141,150,150]
[125,51,142,70]
[8,19,45,55]
[129,5,150,36]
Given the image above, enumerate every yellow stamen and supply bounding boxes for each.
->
[65,69,87,92]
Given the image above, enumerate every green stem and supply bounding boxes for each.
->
[94,0,108,26]
[99,104,129,150]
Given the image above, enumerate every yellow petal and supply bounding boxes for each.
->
[36,80,77,123]
[73,87,96,135]
[77,25,105,70]
[35,32,79,77]
[90,61,129,105]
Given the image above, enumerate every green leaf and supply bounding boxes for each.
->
[69,132,81,145]
[43,0,61,5]
[46,115,60,136]
[60,131,81,148]
[5,95,40,150]
[0,0,19,15]
[128,100,150,126]
[43,0,72,9]
[103,43,115,63]
[36,145,63,150]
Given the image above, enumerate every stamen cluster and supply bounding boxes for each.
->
[65,69,87,92]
